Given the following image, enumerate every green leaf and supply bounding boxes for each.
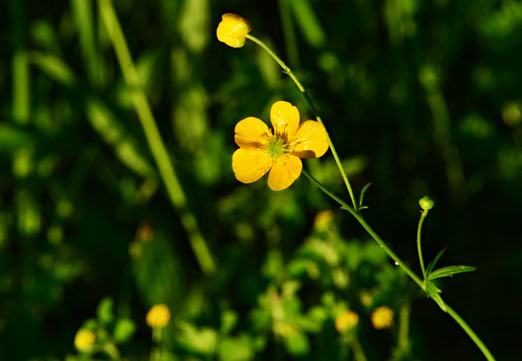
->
[220,310,238,334]
[428,265,476,280]
[177,322,217,355]
[283,331,310,356]
[425,281,447,312]
[113,318,136,344]
[426,249,446,276]
[217,335,253,361]
[96,298,114,324]
[28,51,76,86]
[358,182,373,209]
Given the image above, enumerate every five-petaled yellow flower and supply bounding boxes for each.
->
[216,13,251,48]
[146,304,171,328]
[232,101,329,191]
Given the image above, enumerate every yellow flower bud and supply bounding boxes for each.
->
[335,310,359,334]
[74,329,95,352]
[216,13,251,48]
[146,304,171,328]
[371,306,394,330]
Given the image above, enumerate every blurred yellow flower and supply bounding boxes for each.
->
[74,328,95,352]
[335,310,359,334]
[314,209,335,231]
[146,304,171,328]
[232,101,329,191]
[371,306,394,330]
[216,13,251,48]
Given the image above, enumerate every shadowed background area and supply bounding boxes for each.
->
[1,0,521,360]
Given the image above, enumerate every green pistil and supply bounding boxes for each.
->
[266,137,287,158]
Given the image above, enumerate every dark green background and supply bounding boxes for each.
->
[1,0,521,360]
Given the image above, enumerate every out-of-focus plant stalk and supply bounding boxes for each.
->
[98,0,216,275]
[351,337,368,361]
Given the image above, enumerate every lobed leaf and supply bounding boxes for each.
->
[426,248,446,276]
[428,265,477,280]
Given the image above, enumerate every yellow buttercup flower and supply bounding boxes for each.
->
[335,310,359,334]
[371,306,394,330]
[146,304,171,328]
[74,328,95,352]
[232,101,329,191]
[216,13,251,48]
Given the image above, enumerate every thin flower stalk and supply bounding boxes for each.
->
[245,33,358,210]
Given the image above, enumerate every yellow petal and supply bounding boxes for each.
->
[234,117,272,149]
[270,101,300,140]
[216,14,251,48]
[267,155,302,191]
[232,148,272,184]
[291,120,329,159]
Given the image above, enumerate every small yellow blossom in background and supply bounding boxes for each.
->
[360,291,373,307]
[74,328,95,352]
[146,304,171,328]
[314,209,335,231]
[216,13,251,48]
[371,306,394,330]
[335,310,359,334]
[232,101,329,191]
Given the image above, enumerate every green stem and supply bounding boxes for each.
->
[302,169,495,360]
[246,34,357,211]
[397,303,410,352]
[302,170,424,289]
[417,210,428,281]
[350,337,368,361]
[278,0,299,67]
[103,342,120,360]
[98,0,216,275]
[446,304,496,361]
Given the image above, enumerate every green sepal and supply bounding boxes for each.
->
[425,281,447,312]
[426,249,446,276]
[428,265,476,281]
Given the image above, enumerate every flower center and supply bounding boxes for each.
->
[266,136,288,159]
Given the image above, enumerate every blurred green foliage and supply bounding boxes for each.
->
[1,0,521,360]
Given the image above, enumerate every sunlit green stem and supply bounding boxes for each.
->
[246,34,357,211]
[302,169,496,360]
[98,0,215,275]
[417,210,428,281]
